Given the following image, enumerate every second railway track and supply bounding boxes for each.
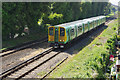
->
[1,47,55,79]
[1,37,47,57]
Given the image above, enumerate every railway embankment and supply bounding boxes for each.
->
[1,31,47,51]
[48,19,118,78]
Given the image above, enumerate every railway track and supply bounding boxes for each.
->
[1,47,54,79]
[1,37,47,57]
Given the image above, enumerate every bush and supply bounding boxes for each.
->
[106,35,117,53]
[117,35,120,41]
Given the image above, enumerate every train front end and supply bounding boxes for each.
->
[48,26,67,48]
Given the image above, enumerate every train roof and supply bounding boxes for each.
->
[88,16,106,21]
[53,15,105,28]
[56,20,84,27]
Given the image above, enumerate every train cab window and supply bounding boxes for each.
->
[60,28,65,36]
[49,27,54,36]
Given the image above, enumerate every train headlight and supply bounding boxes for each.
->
[60,45,64,48]
[60,40,61,41]
[63,40,64,41]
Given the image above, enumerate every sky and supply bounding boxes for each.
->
[109,0,120,6]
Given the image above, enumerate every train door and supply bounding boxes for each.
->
[82,24,84,33]
[69,27,72,40]
[75,25,77,37]
[67,29,70,41]
[55,27,58,42]
[88,22,90,31]
[93,21,94,28]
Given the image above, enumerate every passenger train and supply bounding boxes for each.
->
[48,16,106,48]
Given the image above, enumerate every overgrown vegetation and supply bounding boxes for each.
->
[48,19,118,78]
[106,35,116,53]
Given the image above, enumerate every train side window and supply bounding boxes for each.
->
[60,28,65,36]
[71,29,74,36]
[49,27,54,36]
[72,29,74,34]
[78,26,82,31]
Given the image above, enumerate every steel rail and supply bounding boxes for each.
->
[1,47,54,79]
[15,51,61,80]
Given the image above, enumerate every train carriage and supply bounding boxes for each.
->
[48,15,106,48]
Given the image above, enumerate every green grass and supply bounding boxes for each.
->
[2,31,47,50]
[48,19,118,78]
